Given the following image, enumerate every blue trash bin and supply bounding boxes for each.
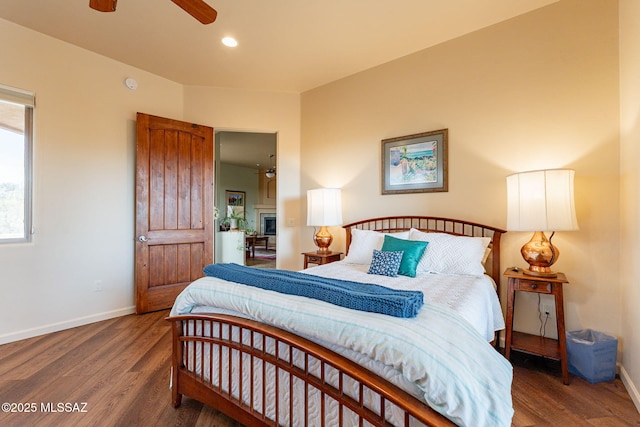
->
[566,329,618,383]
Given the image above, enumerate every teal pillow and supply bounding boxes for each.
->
[381,235,428,278]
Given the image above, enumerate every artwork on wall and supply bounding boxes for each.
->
[381,129,448,194]
[225,190,246,218]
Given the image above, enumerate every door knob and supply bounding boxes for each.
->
[138,235,148,242]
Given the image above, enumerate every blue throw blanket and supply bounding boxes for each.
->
[202,263,423,318]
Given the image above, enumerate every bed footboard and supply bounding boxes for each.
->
[167,313,454,427]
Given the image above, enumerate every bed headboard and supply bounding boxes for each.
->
[342,216,506,294]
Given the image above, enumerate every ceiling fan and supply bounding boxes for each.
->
[89,0,217,25]
[255,154,276,179]
[265,154,276,178]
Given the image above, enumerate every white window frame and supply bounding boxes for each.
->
[0,84,34,244]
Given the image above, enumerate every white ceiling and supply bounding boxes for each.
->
[218,131,276,170]
[0,0,558,171]
[0,0,558,93]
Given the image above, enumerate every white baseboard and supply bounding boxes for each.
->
[620,365,640,414]
[0,306,136,345]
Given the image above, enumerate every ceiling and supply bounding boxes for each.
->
[218,131,276,170]
[0,0,558,93]
[0,0,557,171]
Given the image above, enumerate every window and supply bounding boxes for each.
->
[0,84,34,243]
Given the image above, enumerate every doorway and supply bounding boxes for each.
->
[215,131,277,268]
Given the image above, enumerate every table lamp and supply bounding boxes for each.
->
[506,169,579,277]
[306,188,342,254]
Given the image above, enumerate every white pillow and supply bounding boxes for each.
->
[409,228,491,275]
[343,229,410,265]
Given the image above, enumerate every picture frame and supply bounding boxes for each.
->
[381,129,448,195]
[225,190,246,218]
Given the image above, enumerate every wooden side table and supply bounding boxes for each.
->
[302,252,342,268]
[503,268,570,384]
[245,235,269,258]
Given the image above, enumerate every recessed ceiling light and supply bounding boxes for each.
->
[222,37,238,47]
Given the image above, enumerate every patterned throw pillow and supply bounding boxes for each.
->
[368,249,404,277]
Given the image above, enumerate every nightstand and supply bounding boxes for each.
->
[302,252,343,268]
[503,268,570,385]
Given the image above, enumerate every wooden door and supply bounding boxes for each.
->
[135,113,214,314]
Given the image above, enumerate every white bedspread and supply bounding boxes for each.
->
[302,262,504,341]
[170,263,514,427]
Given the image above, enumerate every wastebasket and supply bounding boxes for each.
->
[566,329,618,383]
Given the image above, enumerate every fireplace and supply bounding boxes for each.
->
[261,214,276,236]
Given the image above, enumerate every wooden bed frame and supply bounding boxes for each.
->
[166,216,506,427]
[343,216,505,294]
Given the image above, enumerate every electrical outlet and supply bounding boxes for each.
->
[542,303,554,317]
[94,280,103,292]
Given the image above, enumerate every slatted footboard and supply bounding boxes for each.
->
[167,313,455,427]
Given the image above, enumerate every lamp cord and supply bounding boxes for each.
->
[538,294,544,337]
[537,293,550,339]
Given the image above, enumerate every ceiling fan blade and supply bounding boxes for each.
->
[89,0,117,12]
[171,0,217,24]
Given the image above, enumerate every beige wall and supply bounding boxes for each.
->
[0,19,303,342]
[0,18,184,342]
[619,0,640,410]
[302,0,631,394]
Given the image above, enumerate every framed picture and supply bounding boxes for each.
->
[381,129,448,195]
[225,190,245,218]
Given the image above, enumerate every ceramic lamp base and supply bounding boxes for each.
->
[521,231,559,278]
[313,226,333,254]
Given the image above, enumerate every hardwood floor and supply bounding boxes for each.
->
[0,310,638,427]
[510,352,639,426]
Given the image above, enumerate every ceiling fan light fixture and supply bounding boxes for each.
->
[265,169,275,179]
[222,36,238,47]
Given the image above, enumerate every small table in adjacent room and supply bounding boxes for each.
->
[503,268,570,384]
[245,235,270,258]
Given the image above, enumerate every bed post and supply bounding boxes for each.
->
[170,319,183,408]
[491,230,503,296]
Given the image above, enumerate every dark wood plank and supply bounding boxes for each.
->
[0,318,116,380]
[189,134,204,230]
[510,351,640,426]
[177,131,192,230]
[149,128,166,232]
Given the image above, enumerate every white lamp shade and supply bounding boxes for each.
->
[506,169,579,232]
[307,188,343,226]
